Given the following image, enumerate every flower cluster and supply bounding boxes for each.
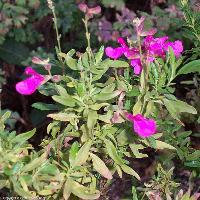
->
[105,17,183,75]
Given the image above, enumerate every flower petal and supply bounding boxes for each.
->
[16,67,44,95]
[130,59,142,75]
[133,114,157,138]
[105,47,124,59]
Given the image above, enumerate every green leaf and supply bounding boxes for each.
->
[105,140,124,165]
[87,110,98,132]
[155,140,176,150]
[32,102,59,111]
[101,83,116,93]
[129,144,148,158]
[93,90,120,101]
[90,153,113,180]
[0,40,30,65]
[22,153,46,173]
[59,52,79,71]
[38,190,54,196]
[70,179,100,199]
[39,163,58,175]
[163,98,197,120]
[63,179,72,200]
[186,150,200,161]
[90,103,109,110]
[11,129,36,143]
[69,142,79,165]
[11,178,33,198]
[95,46,104,64]
[48,112,78,122]
[1,111,11,122]
[104,59,129,68]
[72,141,92,167]
[132,186,139,200]
[177,60,200,75]
[52,95,76,107]
[121,164,140,180]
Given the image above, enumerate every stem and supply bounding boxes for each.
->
[52,8,61,53]
[49,2,65,74]
[83,16,95,64]
[137,35,148,93]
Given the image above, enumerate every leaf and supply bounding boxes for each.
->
[11,178,33,198]
[87,110,98,133]
[38,190,54,195]
[69,142,79,165]
[70,179,100,199]
[129,144,148,158]
[105,140,124,165]
[132,99,142,115]
[48,113,78,122]
[90,153,113,180]
[121,164,140,180]
[93,90,120,101]
[90,103,109,110]
[11,129,36,143]
[22,153,46,173]
[163,98,197,120]
[52,95,76,107]
[132,186,139,200]
[104,59,129,68]
[95,46,104,64]
[186,150,200,161]
[39,163,58,175]
[63,179,72,200]
[0,40,30,65]
[59,52,79,71]
[177,60,200,75]
[1,111,11,122]
[32,102,59,111]
[155,140,176,150]
[72,141,92,167]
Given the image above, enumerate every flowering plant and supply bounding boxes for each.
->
[1,1,199,199]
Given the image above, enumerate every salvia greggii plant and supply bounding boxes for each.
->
[1,0,199,199]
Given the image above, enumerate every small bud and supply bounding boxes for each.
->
[32,57,49,65]
[44,64,51,71]
[78,3,87,13]
[47,0,54,10]
[88,6,101,15]
[52,75,61,82]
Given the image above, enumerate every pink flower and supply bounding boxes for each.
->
[130,59,142,75]
[105,37,142,74]
[144,36,184,59]
[164,40,183,58]
[105,47,125,60]
[125,113,157,138]
[78,3,101,18]
[16,67,45,95]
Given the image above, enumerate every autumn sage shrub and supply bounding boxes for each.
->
[1,1,199,199]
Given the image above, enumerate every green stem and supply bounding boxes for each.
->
[52,9,61,53]
[50,4,65,74]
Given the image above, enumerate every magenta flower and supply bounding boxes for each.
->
[105,37,142,74]
[164,40,183,58]
[16,67,45,95]
[144,36,183,59]
[105,47,125,60]
[125,112,157,138]
[130,59,142,75]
